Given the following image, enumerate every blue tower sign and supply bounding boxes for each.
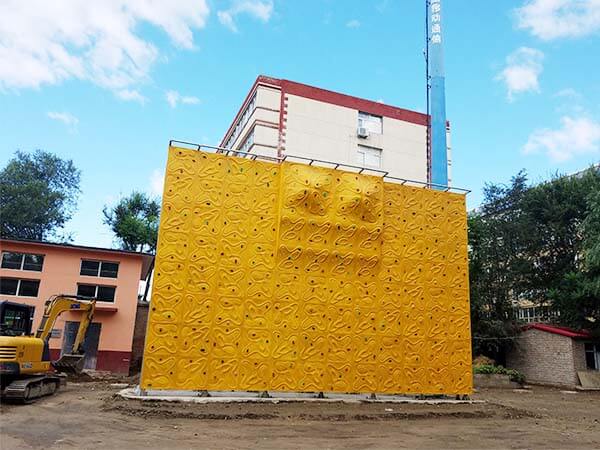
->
[428,0,448,188]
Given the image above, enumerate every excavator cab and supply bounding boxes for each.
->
[0,301,34,337]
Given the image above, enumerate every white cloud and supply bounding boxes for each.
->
[218,0,273,33]
[515,0,600,40]
[116,89,147,104]
[166,91,179,108]
[554,88,581,99]
[47,111,79,130]
[553,88,586,114]
[0,0,209,97]
[523,115,600,161]
[181,96,200,105]
[346,19,361,28]
[150,169,165,196]
[166,90,200,108]
[495,47,544,101]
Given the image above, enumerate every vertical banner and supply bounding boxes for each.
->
[429,0,449,188]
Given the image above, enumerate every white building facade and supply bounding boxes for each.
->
[221,76,451,184]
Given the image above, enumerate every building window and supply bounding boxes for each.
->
[77,284,116,302]
[516,306,556,323]
[1,252,44,271]
[357,145,382,169]
[224,93,257,149]
[358,112,383,134]
[80,260,119,278]
[0,277,40,297]
[238,129,255,153]
[585,343,600,371]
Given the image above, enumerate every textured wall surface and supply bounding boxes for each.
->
[141,146,472,394]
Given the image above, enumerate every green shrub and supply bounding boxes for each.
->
[505,368,525,384]
[473,364,525,384]
[473,364,497,375]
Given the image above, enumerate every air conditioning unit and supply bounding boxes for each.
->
[357,127,369,138]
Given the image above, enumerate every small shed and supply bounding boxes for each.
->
[507,323,600,387]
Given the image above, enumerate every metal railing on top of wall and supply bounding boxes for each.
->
[169,140,470,194]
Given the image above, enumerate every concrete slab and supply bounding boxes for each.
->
[118,387,483,404]
[474,374,520,389]
[578,371,600,390]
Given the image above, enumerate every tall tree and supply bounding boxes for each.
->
[103,192,160,253]
[0,150,81,240]
[469,166,600,358]
[549,182,600,334]
[468,171,532,359]
[520,170,600,305]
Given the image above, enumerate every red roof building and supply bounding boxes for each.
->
[507,322,599,387]
[522,323,592,340]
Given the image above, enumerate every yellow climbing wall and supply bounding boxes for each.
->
[141,146,472,395]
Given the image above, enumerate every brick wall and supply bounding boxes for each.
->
[573,340,588,372]
[129,302,149,375]
[506,328,579,386]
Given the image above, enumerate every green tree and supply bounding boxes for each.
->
[468,171,532,360]
[520,169,600,305]
[469,166,600,358]
[0,150,81,240]
[549,182,600,333]
[103,192,160,253]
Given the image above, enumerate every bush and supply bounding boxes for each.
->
[504,368,525,384]
[473,364,525,384]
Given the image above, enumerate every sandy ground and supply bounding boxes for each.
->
[1,382,599,449]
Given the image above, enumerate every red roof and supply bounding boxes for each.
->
[523,323,592,339]
[261,75,430,127]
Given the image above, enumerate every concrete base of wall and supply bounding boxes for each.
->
[119,387,483,404]
[474,374,520,389]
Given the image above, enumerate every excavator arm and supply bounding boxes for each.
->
[35,295,96,374]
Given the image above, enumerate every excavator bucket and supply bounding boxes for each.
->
[52,354,85,374]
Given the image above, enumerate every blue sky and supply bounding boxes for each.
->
[1,0,599,248]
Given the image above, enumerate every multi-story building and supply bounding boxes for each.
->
[0,238,153,374]
[514,300,557,323]
[220,75,452,185]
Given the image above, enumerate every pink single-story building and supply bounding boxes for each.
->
[0,238,153,374]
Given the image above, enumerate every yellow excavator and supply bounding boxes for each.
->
[0,294,96,402]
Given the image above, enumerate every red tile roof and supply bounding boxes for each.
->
[523,323,592,339]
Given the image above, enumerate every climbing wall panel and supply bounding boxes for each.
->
[141,146,472,395]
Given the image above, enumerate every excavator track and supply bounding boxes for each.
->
[2,375,61,403]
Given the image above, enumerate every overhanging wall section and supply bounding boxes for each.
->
[141,146,471,394]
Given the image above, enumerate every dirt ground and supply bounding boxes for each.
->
[1,382,599,450]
